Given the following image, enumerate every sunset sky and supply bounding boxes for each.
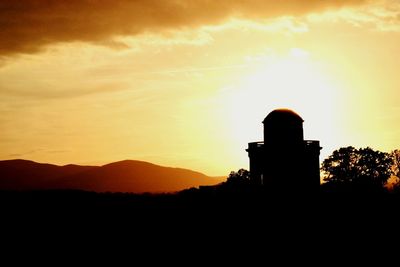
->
[1,0,399,176]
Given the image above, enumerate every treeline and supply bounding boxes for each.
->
[321,147,400,193]
[224,147,400,194]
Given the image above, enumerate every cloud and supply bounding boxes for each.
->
[353,0,400,32]
[0,0,365,56]
[308,0,400,32]
[6,149,69,158]
[7,149,42,158]
[0,81,130,99]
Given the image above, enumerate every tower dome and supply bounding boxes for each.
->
[263,108,304,145]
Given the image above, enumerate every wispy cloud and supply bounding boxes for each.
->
[6,149,70,159]
[0,82,130,99]
[7,149,43,158]
[309,0,400,32]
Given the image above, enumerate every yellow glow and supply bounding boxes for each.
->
[218,49,344,163]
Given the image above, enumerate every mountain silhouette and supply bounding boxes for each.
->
[0,159,221,193]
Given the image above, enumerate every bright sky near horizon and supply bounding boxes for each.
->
[1,0,400,175]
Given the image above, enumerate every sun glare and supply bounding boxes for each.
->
[219,49,343,163]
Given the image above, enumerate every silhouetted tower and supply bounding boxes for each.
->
[246,109,321,193]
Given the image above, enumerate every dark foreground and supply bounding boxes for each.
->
[1,188,399,224]
[1,188,398,262]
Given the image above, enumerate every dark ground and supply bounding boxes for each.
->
[1,187,398,226]
[1,188,397,263]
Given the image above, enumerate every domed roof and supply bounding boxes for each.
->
[262,108,303,124]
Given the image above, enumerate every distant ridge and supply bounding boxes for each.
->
[0,159,222,193]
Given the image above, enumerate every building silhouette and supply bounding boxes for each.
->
[246,109,321,192]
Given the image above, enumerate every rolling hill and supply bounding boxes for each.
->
[0,159,222,193]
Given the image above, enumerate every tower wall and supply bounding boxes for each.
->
[247,109,321,193]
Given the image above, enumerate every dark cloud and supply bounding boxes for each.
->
[0,0,365,56]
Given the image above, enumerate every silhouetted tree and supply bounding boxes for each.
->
[226,169,250,185]
[322,146,392,192]
[391,150,400,178]
[390,149,400,192]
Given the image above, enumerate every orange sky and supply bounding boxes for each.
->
[1,0,399,175]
